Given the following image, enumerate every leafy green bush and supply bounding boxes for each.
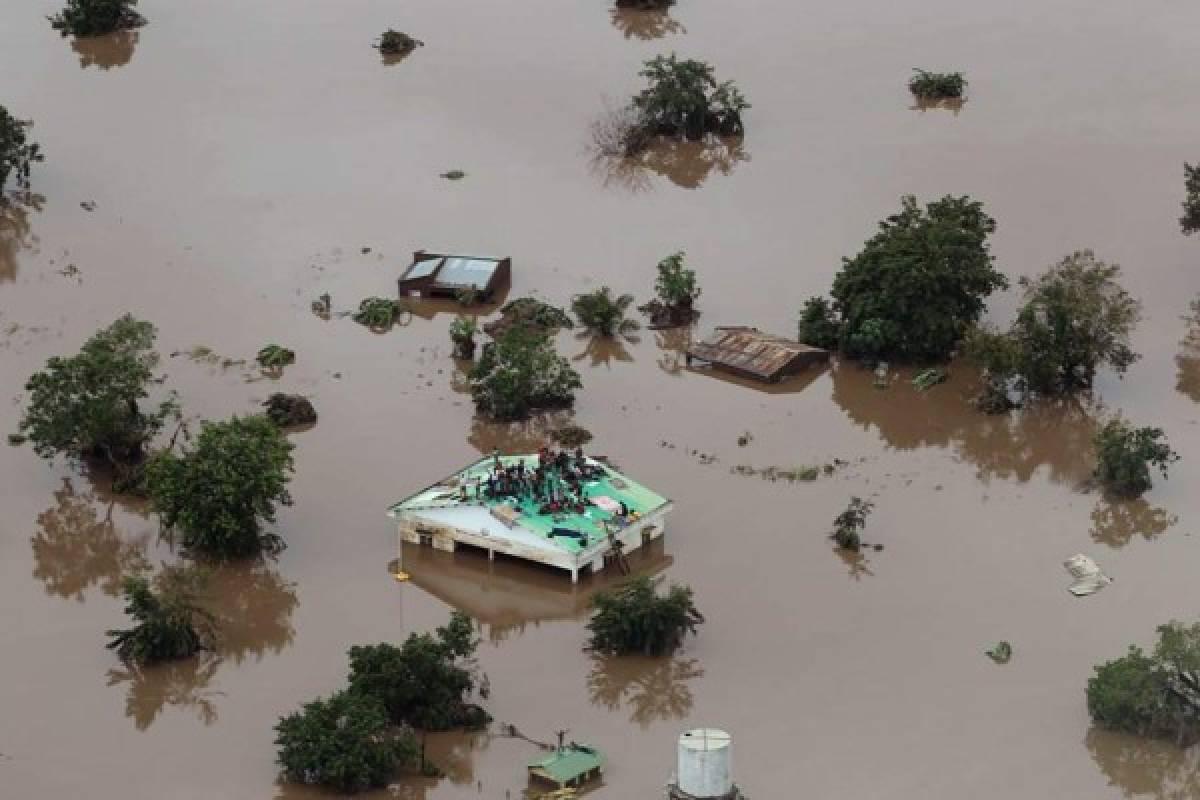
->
[21,315,176,468]
[632,54,749,140]
[470,327,582,420]
[275,690,417,793]
[262,393,316,427]
[641,251,700,327]
[484,297,574,338]
[1182,163,1200,235]
[829,195,1005,361]
[256,344,295,369]
[347,612,489,731]
[1093,418,1178,497]
[908,69,966,100]
[831,496,873,552]
[797,296,839,350]
[1088,622,1200,744]
[146,415,294,558]
[572,287,639,337]
[587,576,704,656]
[49,0,144,36]
[449,315,477,359]
[353,296,401,329]
[106,566,214,665]
[376,30,422,55]
[0,106,42,191]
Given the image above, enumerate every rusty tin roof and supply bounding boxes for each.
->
[687,326,827,380]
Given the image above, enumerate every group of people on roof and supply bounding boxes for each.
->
[470,448,611,517]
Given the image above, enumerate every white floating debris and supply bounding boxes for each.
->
[1064,554,1111,596]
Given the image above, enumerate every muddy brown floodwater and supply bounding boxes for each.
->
[2,0,1200,797]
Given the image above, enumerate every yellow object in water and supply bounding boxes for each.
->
[392,570,410,582]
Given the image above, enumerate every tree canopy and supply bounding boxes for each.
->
[49,0,144,37]
[0,105,43,191]
[469,327,582,421]
[146,415,294,558]
[20,315,176,468]
[275,689,417,793]
[1093,418,1178,498]
[1088,621,1200,745]
[572,287,639,337]
[587,576,704,656]
[805,195,1005,362]
[1181,163,1200,236]
[106,565,214,665]
[347,611,490,731]
[632,54,749,140]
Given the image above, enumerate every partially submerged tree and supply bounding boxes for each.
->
[587,576,704,656]
[1181,163,1200,236]
[0,105,43,191]
[449,315,477,360]
[354,297,406,330]
[376,30,422,56]
[1088,621,1200,745]
[1093,418,1178,497]
[49,0,144,36]
[263,393,317,428]
[815,195,1005,361]
[797,296,839,350]
[572,287,639,337]
[908,69,966,100]
[275,689,417,793]
[830,496,873,552]
[469,327,582,421]
[256,344,295,370]
[146,415,294,558]
[641,251,700,327]
[347,612,490,731]
[633,54,749,140]
[20,315,176,468]
[483,297,573,339]
[106,565,214,665]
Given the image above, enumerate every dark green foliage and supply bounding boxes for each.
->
[572,287,639,337]
[617,0,674,8]
[20,315,176,467]
[1087,622,1200,744]
[256,344,295,369]
[642,251,700,327]
[449,315,477,359]
[797,296,839,350]
[353,297,402,330]
[49,0,143,36]
[632,54,749,140]
[1181,163,1200,235]
[831,496,873,552]
[551,424,593,448]
[275,689,417,793]
[347,612,489,731]
[469,327,582,421]
[963,325,1021,412]
[908,69,966,100]
[830,195,1005,361]
[0,106,43,191]
[970,251,1140,396]
[146,415,294,558]
[587,576,704,656]
[106,566,214,665]
[484,297,574,338]
[1093,418,1178,497]
[376,30,422,55]
[263,393,317,427]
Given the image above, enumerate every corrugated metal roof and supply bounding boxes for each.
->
[437,257,500,289]
[528,746,605,784]
[401,256,442,281]
[687,326,827,380]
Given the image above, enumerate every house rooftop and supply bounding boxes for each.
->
[528,745,606,787]
[687,326,829,382]
[399,253,506,291]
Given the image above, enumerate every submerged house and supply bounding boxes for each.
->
[528,743,605,789]
[686,326,829,383]
[388,454,673,583]
[397,251,510,300]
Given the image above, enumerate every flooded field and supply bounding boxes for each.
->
[2,0,1199,797]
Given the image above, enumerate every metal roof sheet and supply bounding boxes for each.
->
[687,327,826,380]
[436,257,500,289]
[528,746,605,783]
[401,256,442,281]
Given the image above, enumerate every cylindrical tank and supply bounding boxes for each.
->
[677,728,733,798]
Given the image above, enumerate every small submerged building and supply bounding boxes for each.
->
[388,454,673,583]
[397,251,510,300]
[528,743,605,790]
[686,326,828,383]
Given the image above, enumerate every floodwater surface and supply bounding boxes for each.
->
[2,0,1200,798]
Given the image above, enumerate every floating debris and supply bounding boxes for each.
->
[440,170,467,181]
[311,293,331,318]
[7,433,26,446]
[736,431,753,447]
[1064,553,1112,596]
[79,200,96,212]
[873,361,890,388]
[986,641,1013,664]
[732,464,821,483]
[912,368,948,391]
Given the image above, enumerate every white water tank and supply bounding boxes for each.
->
[677,728,733,798]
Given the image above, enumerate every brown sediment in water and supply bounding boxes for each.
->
[2,0,1200,797]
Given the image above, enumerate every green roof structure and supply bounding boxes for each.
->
[528,744,606,788]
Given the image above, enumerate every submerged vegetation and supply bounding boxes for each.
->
[800,195,1005,361]
[353,297,402,330]
[106,565,214,665]
[147,415,294,558]
[469,327,582,421]
[831,496,873,552]
[484,296,574,338]
[263,393,317,428]
[0,105,43,191]
[49,0,144,37]
[908,69,966,100]
[21,315,176,469]
[587,576,704,656]
[1093,418,1178,497]
[572,287,639,337]
[376,30,422,56]
[1088,621,1200,745]
[550,423,593,448]
[1182,163,1200,236]
[640,251,701,327]
[449,315,477,359]
[256,344,295,370]
[616,0,674,8]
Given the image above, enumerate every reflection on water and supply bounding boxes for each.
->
[572,332,636,368]
[107,656,222,731]
[1090,499,1178,549]
[71,30,139,70]
[910,96,967,115]
[1087,726,1200,800]
[400,539,672,641]
[836,547,875,581]
[467,409,577,454]
[1177,297,1200,403]
[31,478,150,601]
[0,193,42,283]
[654,327,691,376]
[608,7,685,40]
[587,654,701,727]
[592,136,749,191]
[832,362,1099,485]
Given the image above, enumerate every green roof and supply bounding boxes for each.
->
[528,745,606,785]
